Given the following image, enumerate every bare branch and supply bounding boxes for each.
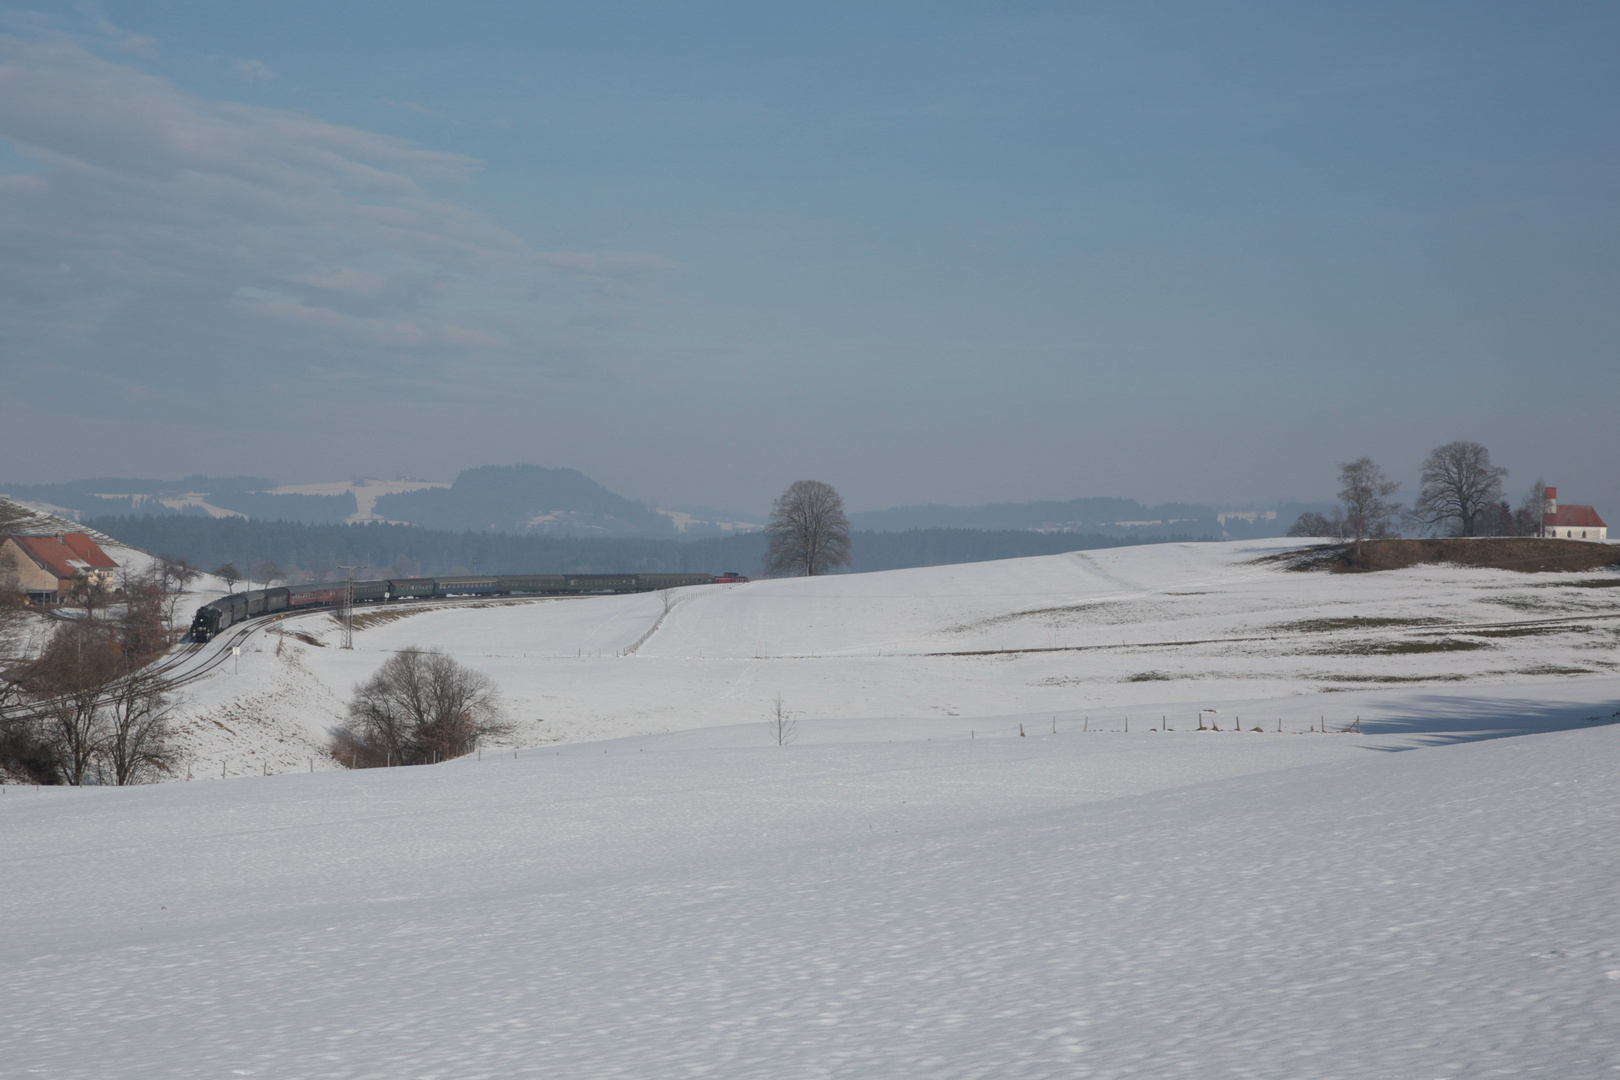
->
[334,646,510,767]
[1337,457,1402,552]
[764,481,852,577]
[767,694,797,746]
[1412,441,1507,536]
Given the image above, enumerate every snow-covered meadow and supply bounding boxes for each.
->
[4,538,1619,1077]
[169,537,1620,770]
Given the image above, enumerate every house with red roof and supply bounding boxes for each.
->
[1542,488,1608,541]
[0,532,120,603]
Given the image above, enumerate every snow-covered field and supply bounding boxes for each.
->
[5,538,1619,1077]
[4,699,1619,1076]
[168,537,1620,772]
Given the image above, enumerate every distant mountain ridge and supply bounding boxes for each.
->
[0,477,356,525]
[371,465,672,537]
[6,467,1333,541]
[850,498,1332,540]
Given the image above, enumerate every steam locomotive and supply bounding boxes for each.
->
[189,571,747,643]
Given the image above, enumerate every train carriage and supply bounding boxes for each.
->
[640,573,720,590]
[565,574,638,592]
[433,577,500,596]
[287,583,347,609]
[353,580,389,602]
[493,574,570,594]
[387,577,436,600]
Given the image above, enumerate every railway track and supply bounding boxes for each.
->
[157,591,583,690]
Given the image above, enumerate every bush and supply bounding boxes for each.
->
[333,647,510,767]
[1287,511,1342,538]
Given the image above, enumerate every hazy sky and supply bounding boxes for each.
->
[1,2,1616,516]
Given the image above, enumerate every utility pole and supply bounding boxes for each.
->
[335,563,367,649]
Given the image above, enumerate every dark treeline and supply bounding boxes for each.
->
[88,516,1213,580]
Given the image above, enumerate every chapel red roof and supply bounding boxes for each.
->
[1546,505,1607,529]
[10,533,119,580]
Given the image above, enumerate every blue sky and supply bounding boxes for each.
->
[1,2,1615,516]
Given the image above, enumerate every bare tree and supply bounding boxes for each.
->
[213,562,242,591]
[101,664,180,785]
[1286,511,1342,539]
[767,694,797,746]
[153,555,201,632]
[68,572,113,622]
[764,480,852,577]
[118,567,170,661]
[255,560,283,590]
[20,622,122,785]
[1515,479,1547,537]
[155,554,201,594]
[1337,457,1401,553]
[1412,441,1507,537]
[334,646,510,767]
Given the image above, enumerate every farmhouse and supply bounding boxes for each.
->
[1542,488,1608,541]
[0,532,120,603]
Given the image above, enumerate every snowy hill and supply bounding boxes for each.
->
[164,537,1620,771]
[5,537,1620,1076]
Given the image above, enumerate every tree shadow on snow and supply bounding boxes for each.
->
[1357,694,1620,750]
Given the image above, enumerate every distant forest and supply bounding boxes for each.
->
[88,516,1214,580]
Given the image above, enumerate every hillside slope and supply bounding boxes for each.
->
[164,537,1620,772]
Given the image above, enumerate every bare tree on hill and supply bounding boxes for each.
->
[1286,511,1342,539]
[153,555,200,635]
[1515,479,1547,537]
[1412,441,1507,537]
[764,480,852,577]
[1337,457,1401,553]
[213,563,242,591]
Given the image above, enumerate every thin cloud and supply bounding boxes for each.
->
[0,30,662,419]
[233,58,275,83]
[379,97,447,120]
[539,251,676,299]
